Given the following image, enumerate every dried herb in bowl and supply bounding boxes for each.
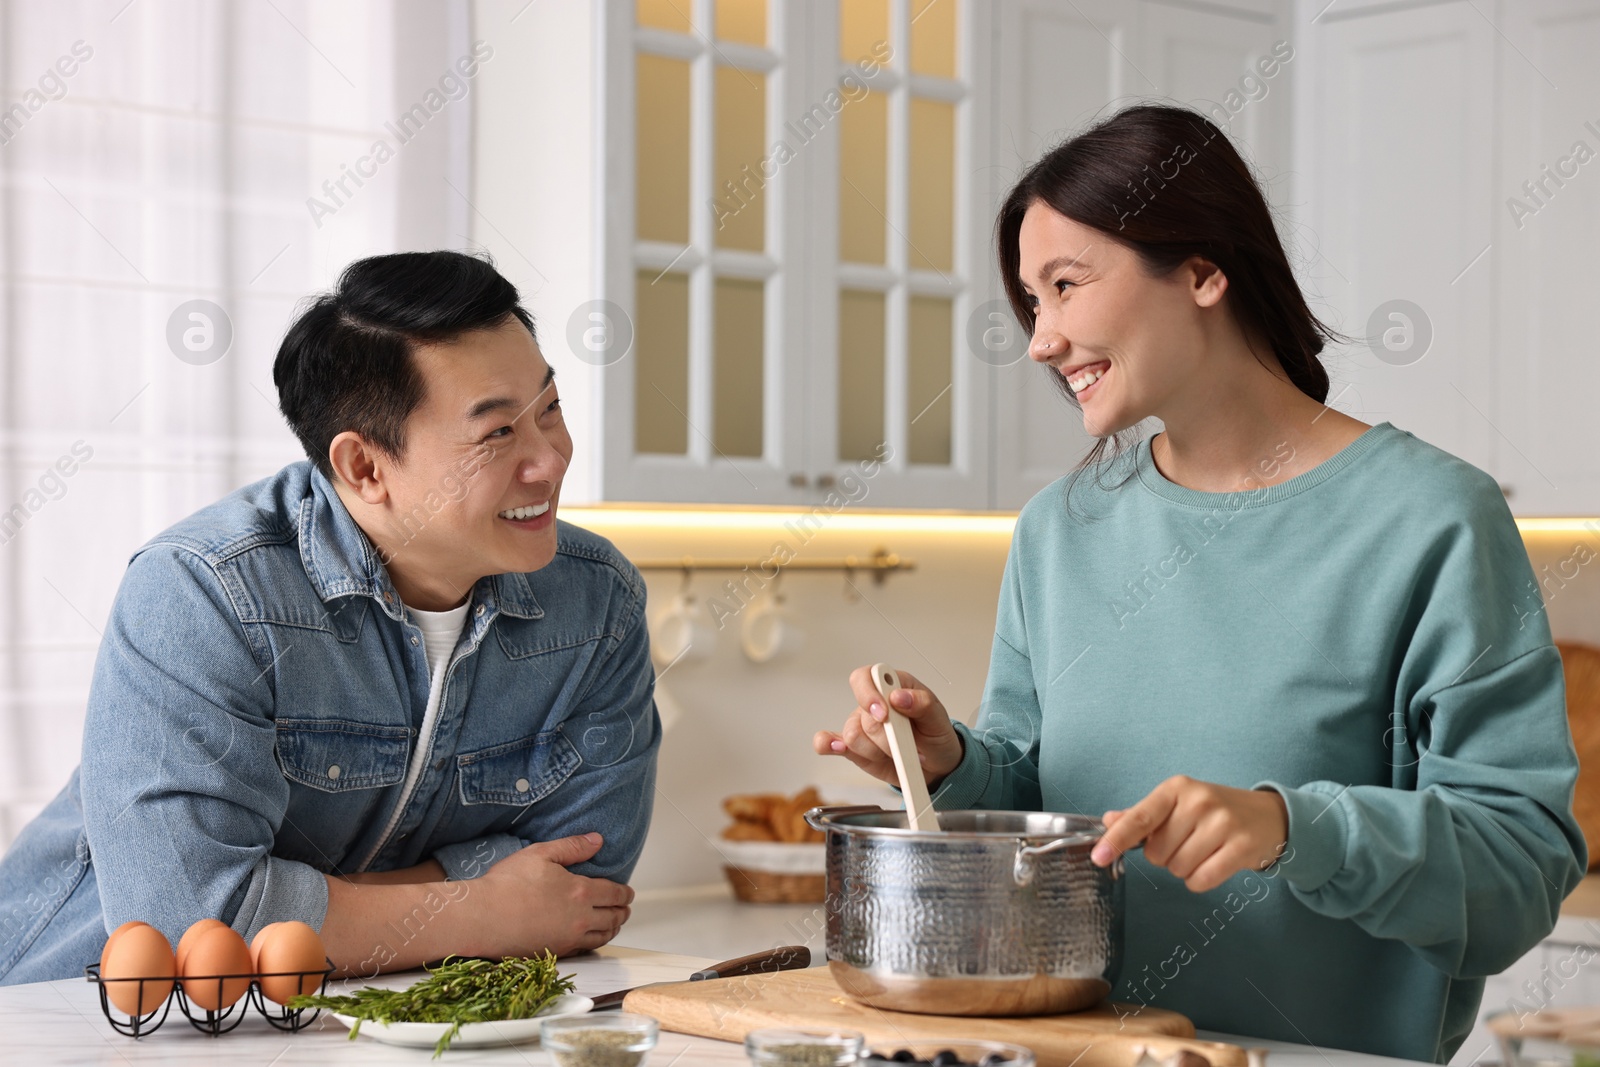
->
[547,1027,651,1067]
[291,952,576,1057]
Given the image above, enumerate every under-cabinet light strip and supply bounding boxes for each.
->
[564,508,1600,538]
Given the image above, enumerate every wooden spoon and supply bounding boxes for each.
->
[870,662,938,831]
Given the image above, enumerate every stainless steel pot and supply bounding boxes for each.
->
[805,805,1124,1016]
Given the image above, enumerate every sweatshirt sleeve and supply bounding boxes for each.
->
[1257,484,1586,980]
[932,535,1044,812]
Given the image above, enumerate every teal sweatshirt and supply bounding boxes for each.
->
[931,422,1586,1063]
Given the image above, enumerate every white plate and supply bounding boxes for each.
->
[330,993,595,1050]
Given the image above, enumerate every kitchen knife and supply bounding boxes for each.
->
[590,945,811,1011]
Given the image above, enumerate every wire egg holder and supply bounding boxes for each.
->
[84,959,335,1037]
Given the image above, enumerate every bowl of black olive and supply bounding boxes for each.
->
[864,1041,1035,1066]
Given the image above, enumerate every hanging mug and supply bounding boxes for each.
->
[741,585,803,664]
[652,590,714,667]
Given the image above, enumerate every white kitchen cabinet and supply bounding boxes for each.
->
[787,0,1001,509]
[592,0,814,506]
[1295,0,1499,477]
[1293,0,1600,516]
[480,0,1309,510]
[1491,0,1600,515]
[486,0,1000,509]
[991,0,1600,517]
[478,0,1596,513]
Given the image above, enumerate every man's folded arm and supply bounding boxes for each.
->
[81,545,329,942]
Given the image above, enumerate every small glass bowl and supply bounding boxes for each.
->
[541,1012,659,1067]
[860,1040,1037,1066]
[746,1026,865,1066]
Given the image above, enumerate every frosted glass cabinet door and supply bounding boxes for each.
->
[612,0,998,508]
[808,0,994,510]
[606,0,804,504]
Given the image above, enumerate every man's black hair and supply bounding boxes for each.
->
[273,250,537,480]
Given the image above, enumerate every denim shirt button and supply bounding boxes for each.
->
[410,636,419,646]
[327,765,342,780]
[475,605,485,617]
[515,778,531,793]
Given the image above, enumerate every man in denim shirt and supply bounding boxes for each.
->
[0,251,659,982]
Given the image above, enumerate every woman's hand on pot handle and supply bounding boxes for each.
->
[1092,776,1289,894]
[813,666,966,790]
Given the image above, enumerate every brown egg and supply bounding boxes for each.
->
[101,920,147,965]
[175,918,228,973]
[251,922,328,1005]
[248,921,280,962]
[99,923,174,1016]
[248,921,281,982]
[179,924,253,1011]
[98,919,149,1000]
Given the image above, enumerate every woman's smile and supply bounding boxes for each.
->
[1061,359,1111,398]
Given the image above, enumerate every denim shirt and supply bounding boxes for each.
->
[0,462,660,984]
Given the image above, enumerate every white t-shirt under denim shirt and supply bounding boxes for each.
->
[413,601,471,685]
[362,598,471,867]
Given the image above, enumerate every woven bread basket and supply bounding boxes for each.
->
[719,840,826,903]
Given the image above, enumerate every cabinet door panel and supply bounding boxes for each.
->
[1300,3,1497,477]
[990,0,1128,509]
[1495,0,1600,514]
[1135,1,1291,201]
[602,0,808,505]
[807,0,992,509]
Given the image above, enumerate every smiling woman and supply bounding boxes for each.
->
[819,104,1586,1062]
[995,105,1338,481]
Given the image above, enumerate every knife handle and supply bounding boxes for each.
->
[689,945,810,981]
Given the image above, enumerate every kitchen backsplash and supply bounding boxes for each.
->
[568,509,1012,892]
[575,511,1600,893]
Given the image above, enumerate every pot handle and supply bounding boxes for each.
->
[804,804,886,833]
[1013,834,1136,886]
[1012,836,1079,886]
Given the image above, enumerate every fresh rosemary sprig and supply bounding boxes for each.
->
[291,953,577,1057]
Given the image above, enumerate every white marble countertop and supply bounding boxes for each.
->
[5,945,751,1065]
[0,923,1430,1067]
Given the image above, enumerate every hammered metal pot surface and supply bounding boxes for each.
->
[809,807,1124,1017]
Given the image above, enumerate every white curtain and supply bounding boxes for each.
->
[0,0,473,846]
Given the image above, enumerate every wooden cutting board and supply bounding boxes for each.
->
[624,967,1249,1067]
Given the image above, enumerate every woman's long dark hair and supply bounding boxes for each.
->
[996,104,1341,494]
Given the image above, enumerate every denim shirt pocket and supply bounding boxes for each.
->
[274,718,411,792]
[456,730,581,807]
